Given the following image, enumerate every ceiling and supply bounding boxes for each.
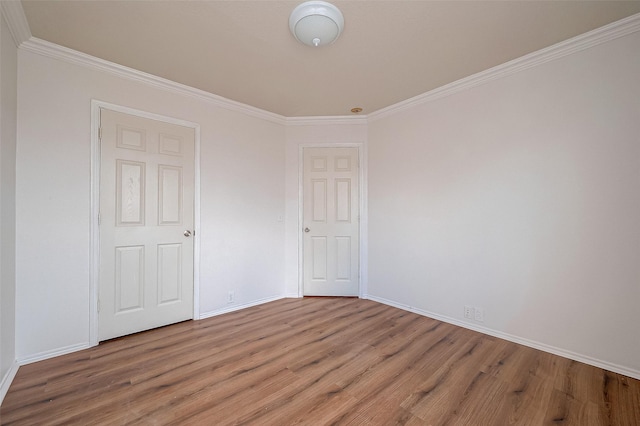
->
[21,1,640,117]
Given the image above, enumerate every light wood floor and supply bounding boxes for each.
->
[2,298,639,425]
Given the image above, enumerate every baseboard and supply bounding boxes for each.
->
[14,296,287,367]
[199,295,287,320]
[17,342,93,366]
[364,294,640,381]
[0,360,19,405]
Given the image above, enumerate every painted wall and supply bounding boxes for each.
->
[367,31,640,376]
[10,7,640,383]
[16,50,286,360]
[0,12,18,398]
[284,121,368,296]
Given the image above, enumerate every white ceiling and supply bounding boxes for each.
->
[21,1,640,117]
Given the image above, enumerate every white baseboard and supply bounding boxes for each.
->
[0,360,20,404]
[364,294,640,381]
[17,342,93,366]
[15,296,288,368]
[199,295,287,320]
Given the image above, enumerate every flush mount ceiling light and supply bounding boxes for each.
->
[289,1,344,47]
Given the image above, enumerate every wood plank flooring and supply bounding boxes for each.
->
[2,298,639,425]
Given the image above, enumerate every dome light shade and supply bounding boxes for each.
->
[289,1,344,47]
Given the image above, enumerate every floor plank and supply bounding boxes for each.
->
[2,298,639,425]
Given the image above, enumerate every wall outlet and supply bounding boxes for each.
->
[227,291,234,304]
[474,307,484,322]
[464,305,473,320]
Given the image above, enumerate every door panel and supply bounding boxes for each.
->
[116,160,145,226]
[303,147,359,296]
[99,109,195,341]
[157,243,182,304]
[115,245,144,313]
[158,165,182,224]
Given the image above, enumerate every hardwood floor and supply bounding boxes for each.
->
[2,298,639,425]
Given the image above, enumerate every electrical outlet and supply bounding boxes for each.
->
[464,305,473,320]
[227,291,234,304]
[474,307,484,322]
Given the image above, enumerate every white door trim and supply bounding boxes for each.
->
[90,100,201,346]
[297,143,367,298]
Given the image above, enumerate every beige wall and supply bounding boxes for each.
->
[0,11,18,400]
[16,49,286,360]
[6,8,640,394]
[367,31,640,376]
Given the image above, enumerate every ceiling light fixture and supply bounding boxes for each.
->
[289,1,344,47]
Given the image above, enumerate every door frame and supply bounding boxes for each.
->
[89,100,201,346]
[298,143,367,298]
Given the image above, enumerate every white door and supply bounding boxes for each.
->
[99,109,195,341]
[303,147,359,296]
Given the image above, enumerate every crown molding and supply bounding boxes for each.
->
[286,115,368,126]
[20,37,287,125]
[18,37,370,128]
[368,12,640,122]
[0,0,32,46]
[16,11,640,125]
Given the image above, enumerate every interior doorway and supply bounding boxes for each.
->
[301,146,360,296]
[97,106,197,341]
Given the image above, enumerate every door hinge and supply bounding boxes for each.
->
[98,127,102,141]
[97,299,100,313]
[98,212,101,225]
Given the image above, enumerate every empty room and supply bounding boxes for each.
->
[1,1,640,424]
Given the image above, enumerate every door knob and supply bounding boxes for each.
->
[183,230,192,237]
[304,227,310,233]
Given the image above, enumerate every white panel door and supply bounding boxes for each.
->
[303,147,359,296]
[99,109,195,341]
